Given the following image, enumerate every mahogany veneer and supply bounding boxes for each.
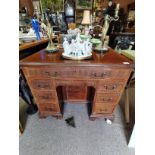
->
[20,48,134,120]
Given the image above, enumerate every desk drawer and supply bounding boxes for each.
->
[26,68,61,78]
[95,93,120,104]
[28,78,54,90]
[66,86,87,101]
[87,68,130,79]
[24,67,131,79]
[94,104,115,114]
[97,80,125,93]
[33,91,57,102]
[38,103,60,113]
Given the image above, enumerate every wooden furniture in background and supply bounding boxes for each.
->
[19,0,34,16]
[19,38,49,60]
[20,48,134,120]
[19,38,49,51]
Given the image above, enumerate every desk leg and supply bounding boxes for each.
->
[56,116,63,119]
[39,112,47,119]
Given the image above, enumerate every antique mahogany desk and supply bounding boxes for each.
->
[20,48,134,120]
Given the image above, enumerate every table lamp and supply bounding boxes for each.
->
[81,10,91,35]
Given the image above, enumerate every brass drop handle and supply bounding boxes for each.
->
[103,97,113,102]
[37,84,41,88]
[100,108,107,112]
[38,84,49,88]
[112,85,117,89]
[54,71,58,76]
[104,84,117,90]
[44,71,60,77]
[44,71,51,76]
[101,72,107,77]
[41,96,50,99]
[104,85,108,89]
[91,73,97,77]
[45,107,54,111]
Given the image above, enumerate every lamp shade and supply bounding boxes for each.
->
[81,10,91,25]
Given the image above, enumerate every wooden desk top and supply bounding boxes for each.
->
[20,48,134,69]
[19,38,49,51]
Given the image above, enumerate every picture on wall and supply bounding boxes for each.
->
[76,0,92,9]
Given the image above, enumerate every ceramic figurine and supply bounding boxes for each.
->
[63,38,71,55]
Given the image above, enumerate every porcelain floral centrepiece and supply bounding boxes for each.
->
[62,33,92,60]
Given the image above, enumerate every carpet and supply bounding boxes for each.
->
[19,103,134,155]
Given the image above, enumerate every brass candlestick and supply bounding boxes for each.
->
[46,21,58,53]
[94,3,120,52]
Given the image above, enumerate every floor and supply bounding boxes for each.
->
[19,102,135,155]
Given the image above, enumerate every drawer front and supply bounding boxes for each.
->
[89,68,130,79]
[95,93,120,104]
[38,103,60,113]
[25,67,131,79]
[94,104,115,114]
[97,80,125,93]
[33,91,57,102]
[66,86,87,101]
[28,78,54,90]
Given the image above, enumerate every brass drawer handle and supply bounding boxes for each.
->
[37,84,49,88]
[37,84,41,87]
[44,107,55,111]
[99,108,107,112]
[53,71,60,77]
[40,96,52,100]
[101,72,107,76]
[104,84,117,90]
[91,72,110,78]
[112,85,117,89]
[91,73,97,77]
[91,73,103,78]
[103,97,113,102]
[44,71,60,77]
[44,71,51,76]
